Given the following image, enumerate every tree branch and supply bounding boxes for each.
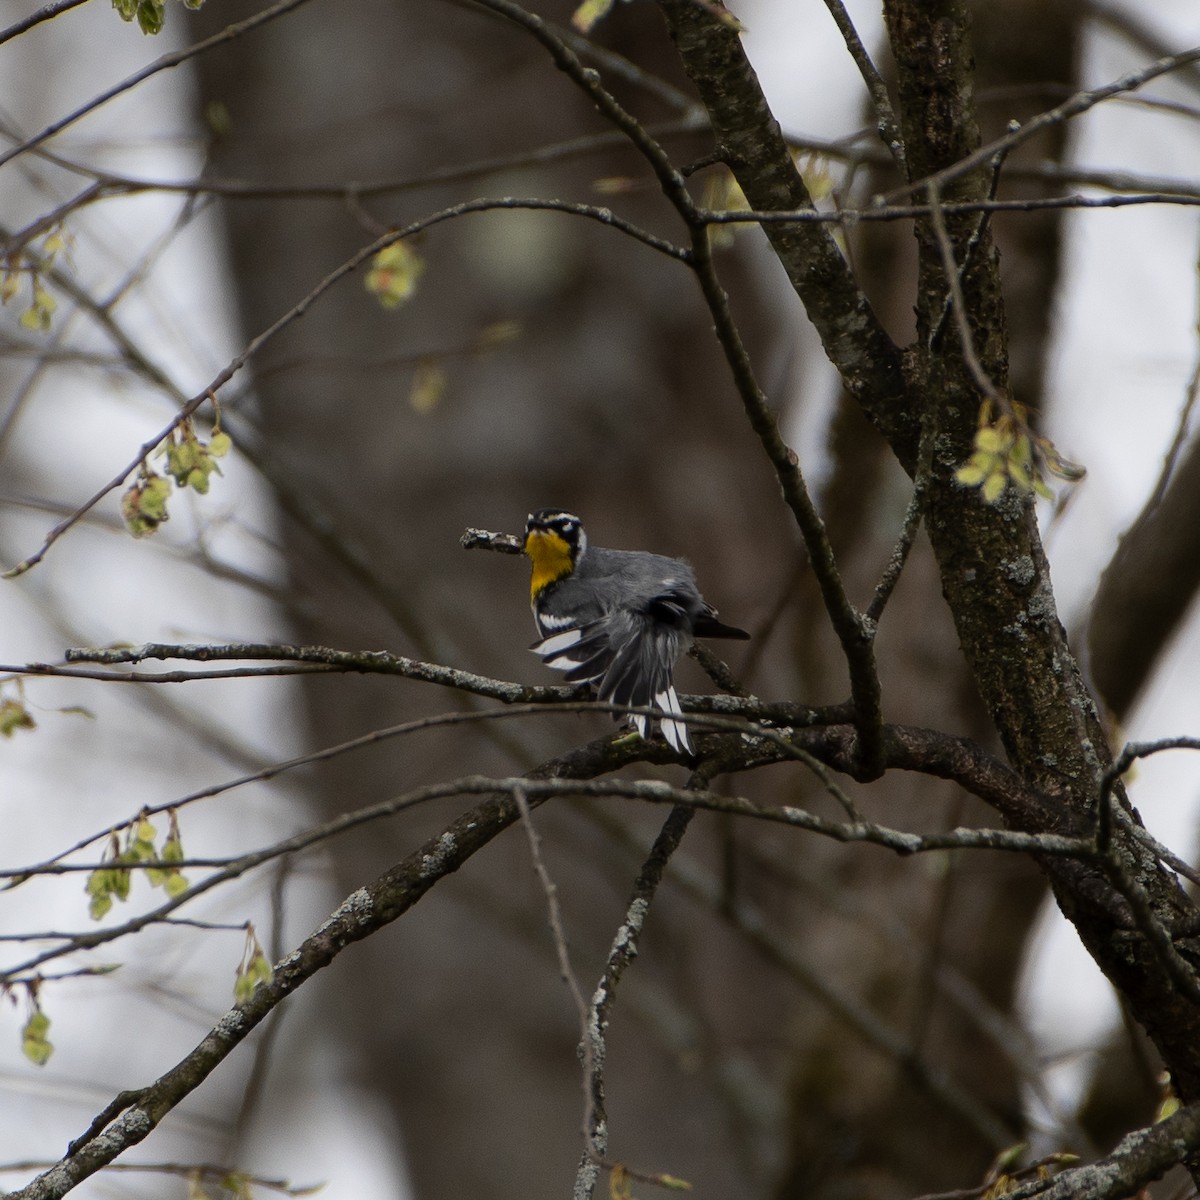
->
[0,0,320,170]
[4,740,621,1200]
[1003,1100,1200,1199]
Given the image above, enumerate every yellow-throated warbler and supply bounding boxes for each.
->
[524,508,749,754]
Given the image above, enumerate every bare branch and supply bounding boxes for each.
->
[0,736,1092,985]
[820,0,906,170]
[574,804,695,1199]
[0,0,90,48]
[0,0,319,170]
[1002,1100,1200,1199]
[686,230,885,776]
[0,1161,317,1197]
[3,195,686,577]
[461,526,524,555]
[925,185,1005,406]
[882,43,1200,203]
[513,786,599,1171]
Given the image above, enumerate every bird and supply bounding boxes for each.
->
[523,508,749,754]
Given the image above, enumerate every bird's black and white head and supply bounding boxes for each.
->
[524,509,587,599]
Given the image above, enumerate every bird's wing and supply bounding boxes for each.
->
[530,618,611,686]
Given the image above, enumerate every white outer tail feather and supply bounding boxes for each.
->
[654,686,692,754]
[531,626,694,754]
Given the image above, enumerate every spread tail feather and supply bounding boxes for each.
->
[530,616,694,753]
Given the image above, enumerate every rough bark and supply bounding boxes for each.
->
[657,0,1200,1126]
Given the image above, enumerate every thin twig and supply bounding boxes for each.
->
[0,0,90,48]
[1001,1101,1200,1200]
[4,194,686,577]
[880,43,1200,203]
[925,183,1005,405]
[1,762,1093,984]
[866,389,939,625]
[819,0,905,171]
[687,230,885,778]
[703,192,1200,226]
[512,786,597,1157]
[0,0,319,170]
[0,1161,317,1196]
[573,804,695,1199]
[2,118,707,253]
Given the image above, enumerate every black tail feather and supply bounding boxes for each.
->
[693,611,750,640]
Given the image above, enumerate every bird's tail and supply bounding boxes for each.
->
[693,605,750,640]
[531,615,693,753]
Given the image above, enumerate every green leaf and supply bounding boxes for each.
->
[21,1010,53,1066]
[234,971,256,1005]
[122,475,171,537]
[365,242,425,308]
[0,697,36,737]
[186,466,211,494]
[249,953,274,987]
[981,471,1008,504]
[141,475,172,517]
[19,304,50,332]
[409,359,447,414]
[975,425,1009,454]
[110,867,131,901]
[166,437,200,484]
[656,1174,693,1191]
[136,0,165,34]
[1008,459,1030,490]
[571,0,613,32]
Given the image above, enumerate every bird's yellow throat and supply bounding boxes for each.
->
[525,529,575,600]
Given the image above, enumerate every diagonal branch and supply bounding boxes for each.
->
[0,0,319,170]
[574,804,695,1199]
[1003,1100,1200,1200]
[4,738,622,1200]
[654,0,916,460]
[820,0,906,170]
[3,196,684,577]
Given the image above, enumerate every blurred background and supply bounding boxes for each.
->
[2,0,1200,1197]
